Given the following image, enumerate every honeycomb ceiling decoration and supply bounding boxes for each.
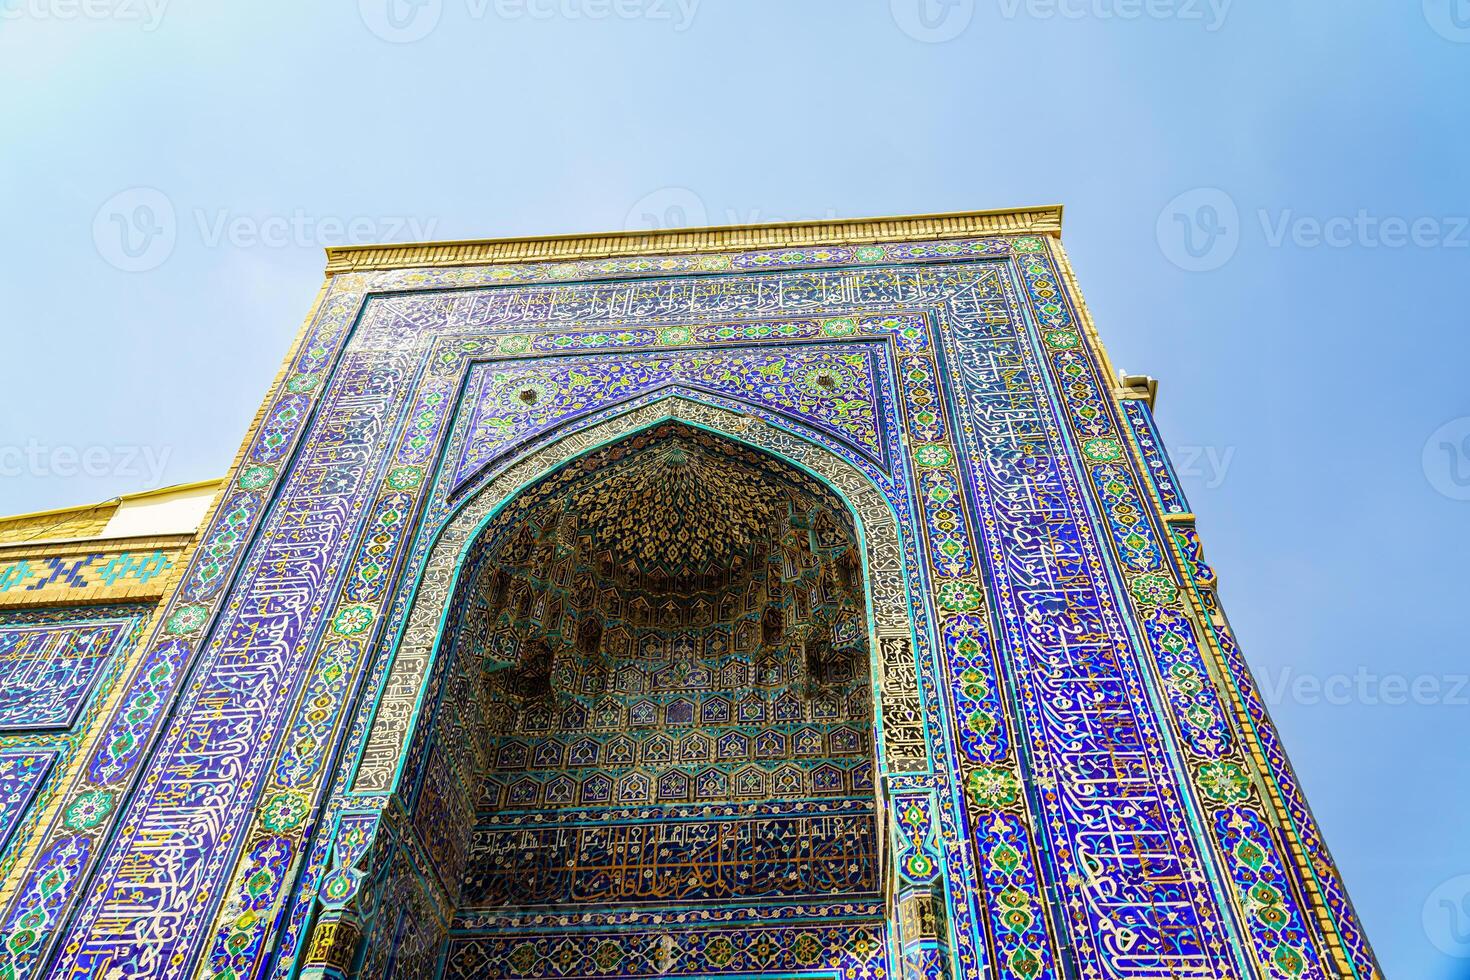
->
[569,434,791,583]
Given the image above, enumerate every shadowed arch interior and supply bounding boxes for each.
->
[374,420,885,974]
[451,423,876,915]
[336,398,928,978]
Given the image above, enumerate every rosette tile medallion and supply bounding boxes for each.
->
[0,209,1379,980]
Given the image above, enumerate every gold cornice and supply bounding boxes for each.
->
[322,205,1064,275]
[0,532,195,558]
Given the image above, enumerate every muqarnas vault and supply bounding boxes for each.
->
[0,208,1380,980]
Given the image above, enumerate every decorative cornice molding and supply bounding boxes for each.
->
[0,532,194,558]
[322,205,1064,274]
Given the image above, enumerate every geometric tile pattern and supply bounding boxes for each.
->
[443,912,888,979]
[453,427,877,918]
[453,343,890,487]
[0,604,148,980]
[0,551,175,598]
[0,750,56,857]
[0,615,139,730]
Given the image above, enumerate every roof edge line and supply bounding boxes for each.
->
[322,205,1064,274]
[0,478,223,528]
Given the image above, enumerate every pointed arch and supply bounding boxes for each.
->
[351,394,925,798]
[306,394,934,977]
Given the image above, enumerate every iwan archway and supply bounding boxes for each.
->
[304,399,947,979]
[23,216,1375,980]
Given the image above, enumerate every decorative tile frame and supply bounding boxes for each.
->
[0,751,57,858]
[0,604,150,980]
[0,212,1376,980]
[314,401,914,976]
[0,613,142,731]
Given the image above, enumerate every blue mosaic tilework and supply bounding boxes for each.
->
[1122,398,1191,516]
[452,342,891,487]
[0,613,140,731]
[2,233,1374,980]
[0,551,175,596]
[0,750,56,856]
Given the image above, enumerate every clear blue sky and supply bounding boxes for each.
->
[2,2,1466,975]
